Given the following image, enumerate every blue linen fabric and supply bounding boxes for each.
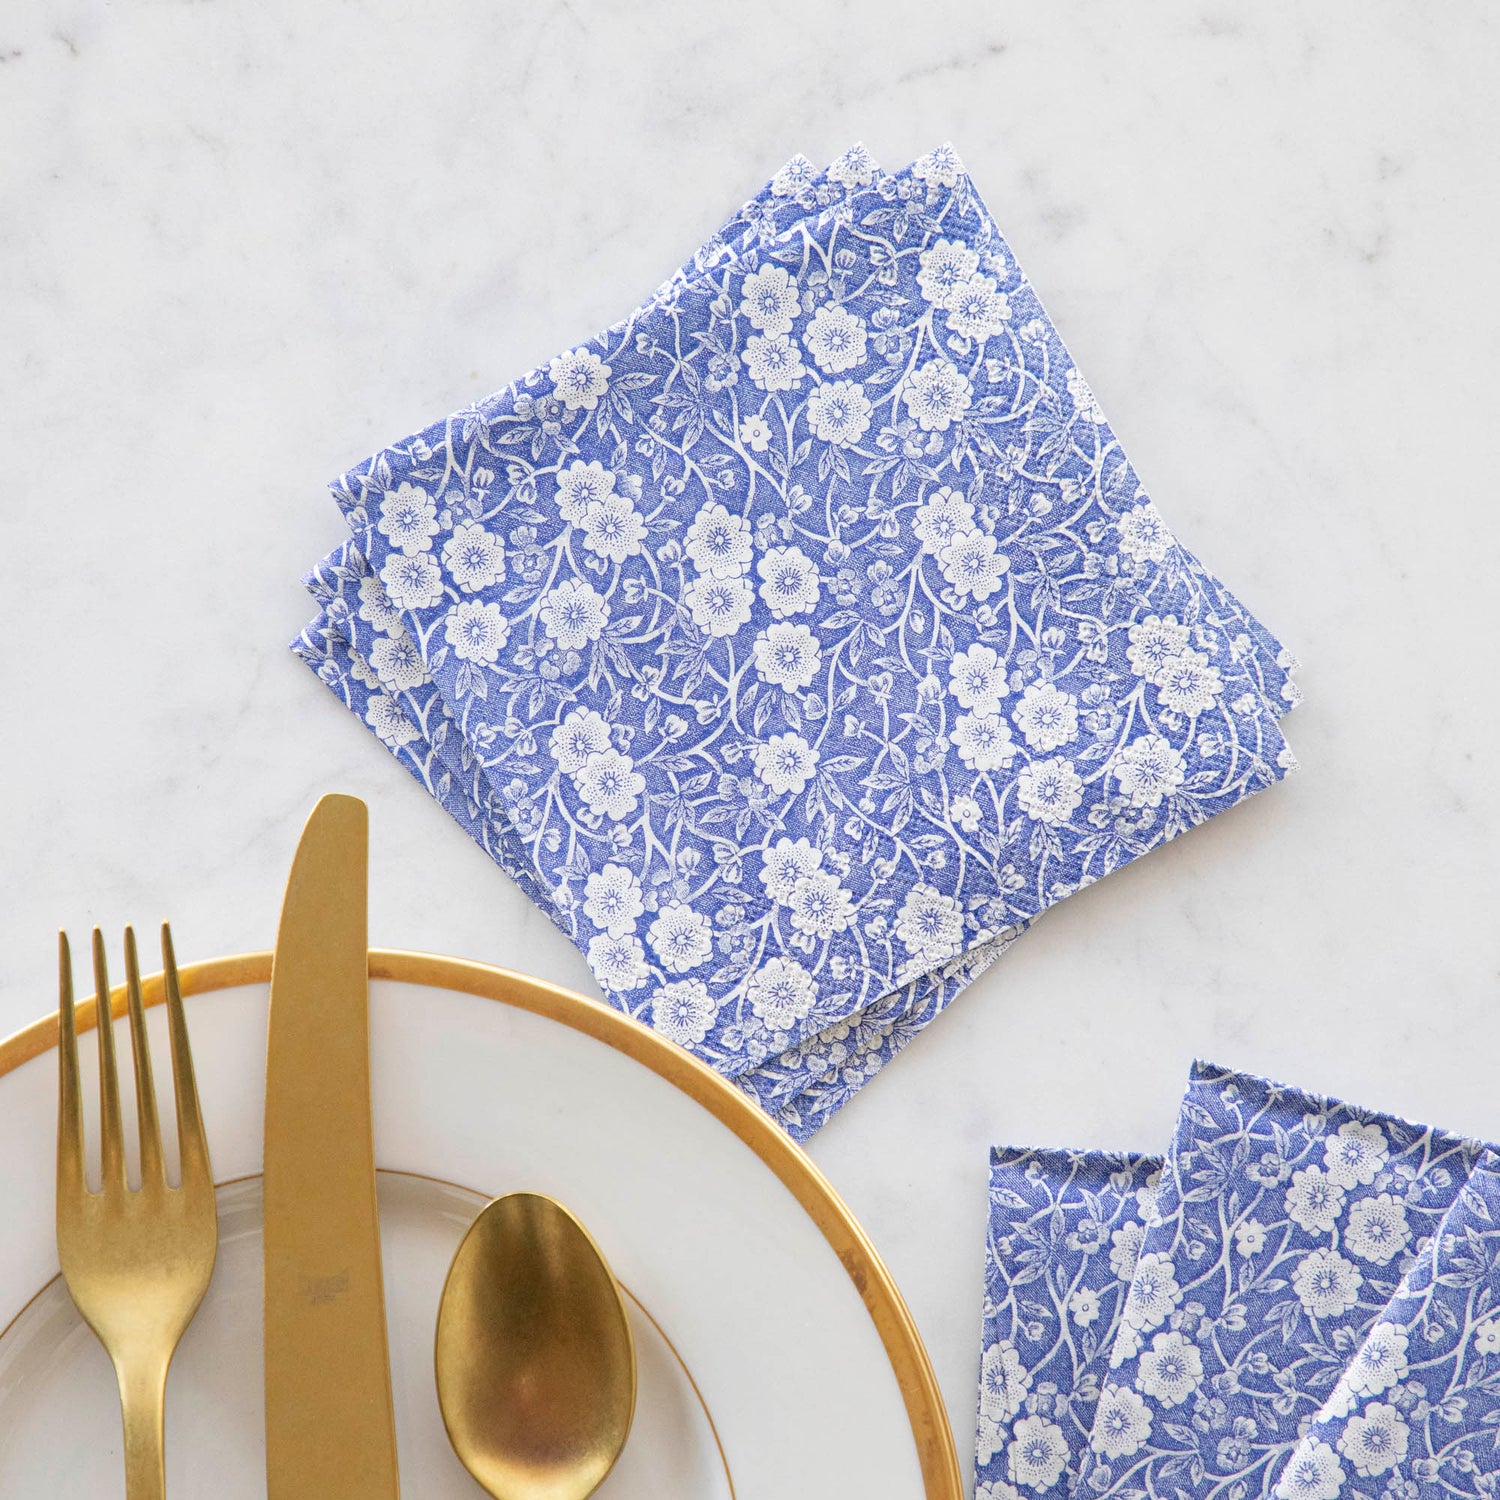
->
[293,144,1299,1134]
[976,1149,1166,1500]
[1077,1064,1491,1500]
[1271,1151,1500,1500]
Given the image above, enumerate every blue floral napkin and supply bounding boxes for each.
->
[976,1149,1165,1499]
[1271,1150,1500,1500]
[294,144,1299,1136]
[1077,1063,1490,1500]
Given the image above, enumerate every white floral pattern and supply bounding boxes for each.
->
[293,146,1299,1138]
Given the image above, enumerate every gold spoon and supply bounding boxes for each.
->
[435,1192,636,1500]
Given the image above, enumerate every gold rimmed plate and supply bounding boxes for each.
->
[0,951,961,1497]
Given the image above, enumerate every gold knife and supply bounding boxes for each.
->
[264,794,399,1497]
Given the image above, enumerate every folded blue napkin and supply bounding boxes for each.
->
[1077,1063,1489,1500]
[1272,1150,1500,1500]
[294,145,1299,1135]
[976,1149,1165,1499]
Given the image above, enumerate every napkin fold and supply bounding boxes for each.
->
[294,144,1300,1134]
[1078,1063,1490,1500]
[1272,1150,1500,1500]
[976,1149,1165,1499]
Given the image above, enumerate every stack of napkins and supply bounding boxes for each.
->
[292,143,1300,1138]
[976,1063,1497,1500]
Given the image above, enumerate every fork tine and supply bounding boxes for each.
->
[91,929,125,1192]
[161,924,211,1190]
[122,927,164,1187]
[57,932,85,1200]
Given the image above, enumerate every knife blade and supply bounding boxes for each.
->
[263,793,399,1497]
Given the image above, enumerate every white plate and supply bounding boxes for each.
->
[0,950,960,1497]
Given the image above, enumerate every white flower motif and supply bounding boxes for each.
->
[916,238,980,306]
[1016,758,1084,825]
[894,884,964,966]
[803,304,869,373]
[349,649,382,691]
[1126,615,1192,682]
[754,732,818,796]
[1345,1322,1409,1401]
[744,333,807,391]
[364,694,418,749]
[1012,683,1080,752]
[1338,1403,1408,1478]
[949,643,1008,712]
[684,573,754,637]
[539,578,609,649]
[1112,734,1187,809]
[1275,1441,1344,1500]
[572,749,644,821]
[1091,1385,1153,1460]
[367,632,426,691]
[1234,1219,1267,1256]
[548,347,611,411]
[441,521,506,592]
[579,494,646,564]
[1067,367,1105,423]
[1155,650,1224,716]
[745,956,816,1027]
[1117,501,1173,564]
[950,794,982,832]
[980,1340,1031,1421]
[650,979,718,1047]
[1122,1251,1182,1333]
[1006,1415,1069,1491]
[1324,1122,1389,1188]
[583,864,644,937]
[377,482,440,555]
[1476,1318,1500,1355]
[555,460,617,523]
[770,156,814,197]
[739,263,800,337]
[752,622,820,691]
[549,708,612,772]
[444,600,509,664]
[379,551,444,611]
[952,713,1017,772]
[1110,1222,1144,1280]
[912,142,963,188]
[1285,1165,1346,1233]
[912,487,976,553]
[357,573,403,634]
[587,933,649,992]
[1293,1248,1363,1319]
[1136,1330,1203,1408]
[759,837,822,905]
[1344,1194,1410,1266]
[1070,1287,1100,1327]
[757,545,821,618]
[738,414,772,452]
[647,900,713,974]
[685,502,753,577]
[827,142,877,188]
[938,529,1009,600]
[946,274,1011,340]
[787,870,855,937]
[805,380,872,446]
[903,358,973,432]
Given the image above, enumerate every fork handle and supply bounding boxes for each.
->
[115,1357,169,1500]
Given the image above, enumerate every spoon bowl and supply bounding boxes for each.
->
[435,1191,636,1500]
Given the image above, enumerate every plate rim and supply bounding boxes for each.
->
[0,947,963,1500]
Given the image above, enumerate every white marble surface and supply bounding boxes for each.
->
[3,0,1499,1478]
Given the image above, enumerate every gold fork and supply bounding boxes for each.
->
[57,926,218,1499]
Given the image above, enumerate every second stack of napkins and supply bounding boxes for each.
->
[976,1063,1496,1500]
[293,144,1300,1137]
